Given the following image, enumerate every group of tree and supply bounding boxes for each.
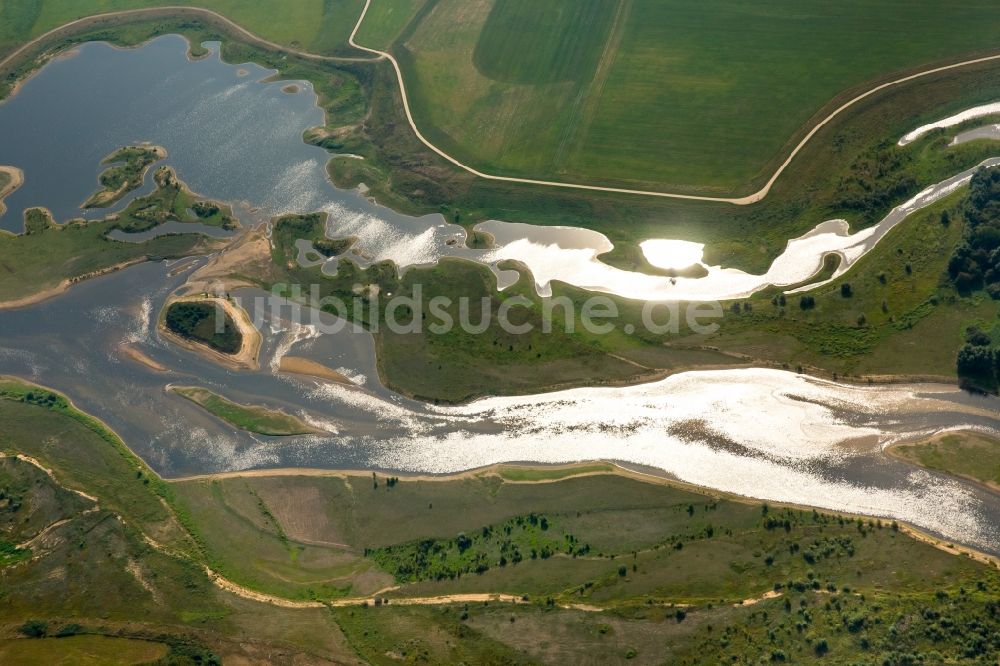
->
[948,168,1000,298]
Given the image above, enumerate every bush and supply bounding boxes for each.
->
[799,295,816,310]
[840,283,852,297]
[19,620,47,638]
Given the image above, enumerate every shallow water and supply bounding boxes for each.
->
[2,36,1000,555]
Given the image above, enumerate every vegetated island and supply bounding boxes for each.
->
[0,177,234,310]
[168,385,321,436]
[110,166,239,233]
[161,297,260,370]
[888,430,1000,491]
[0,165,24,216]
[82,144,166,208]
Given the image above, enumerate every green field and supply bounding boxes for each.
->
[354,0,425,50]
[890,431,1000,489]
[170,386,319,436]
[388,0,1000,193]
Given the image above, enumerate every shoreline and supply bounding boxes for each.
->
[2,4,1000,205]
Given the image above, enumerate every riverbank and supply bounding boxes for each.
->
[0,166,23,216]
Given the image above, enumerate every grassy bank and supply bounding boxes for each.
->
[0,0,366,59]
[889,431,1000,490]
[169,386,320,436]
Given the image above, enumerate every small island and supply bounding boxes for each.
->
[161,297,260,370]
[111,166,239,233]
[169,386,321,436]
[83,144,166,208]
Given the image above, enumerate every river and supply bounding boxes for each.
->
[0,35,999,555]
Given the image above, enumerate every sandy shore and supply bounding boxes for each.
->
[0,166,24,216]
[278,356,354,384]
[119,344,168,372]
[158,296,262,371]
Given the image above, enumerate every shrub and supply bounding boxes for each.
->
[19,620,47,638]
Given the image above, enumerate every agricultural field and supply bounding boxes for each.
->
[389,0,1000,193]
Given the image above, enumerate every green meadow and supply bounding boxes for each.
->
[391,0,1000,193]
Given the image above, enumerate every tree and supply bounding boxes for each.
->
[799,295,816,310]
[840,283,853,298]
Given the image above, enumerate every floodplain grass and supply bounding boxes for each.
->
[112,166,237,232]
[0,379,192,552]
[496,462,614,482]
[890,431,1000,490]
[169,386,319,436]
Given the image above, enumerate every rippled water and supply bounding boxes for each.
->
[1,36,1000,555]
